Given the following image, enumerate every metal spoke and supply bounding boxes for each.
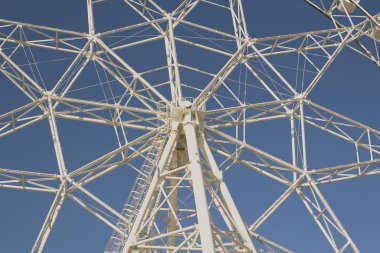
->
[0,1,378,252]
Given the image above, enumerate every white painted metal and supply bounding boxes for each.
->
[121,124,180,252]
[105,121,168,252]
[183,111,216,253]
[199,133,257,253]
[337,0,359,14]
[0,1,378,252]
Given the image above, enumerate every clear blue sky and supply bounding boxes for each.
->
[0,1,379,252]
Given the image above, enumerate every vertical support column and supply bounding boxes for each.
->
[164,15,182,105]
[87,0,95,36]
[167,149,179,246]
[47,96,68,178]
[299,101,308,171]
[199,133,257,253]
[229,0,249,48]
[122,124,180,253]
[367,129,374,161]
[87,0,95,54]
[183,112,215,253]
[290,113,297,180]
[32,96,68,252]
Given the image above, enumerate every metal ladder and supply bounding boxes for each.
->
[104,103,168,253]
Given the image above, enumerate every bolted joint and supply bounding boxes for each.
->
[213,170,223,183]
[286,109,295,118]
[43,90,55,100]
[294,93,304,101]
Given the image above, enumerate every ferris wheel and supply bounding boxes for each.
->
[0,0,379,252]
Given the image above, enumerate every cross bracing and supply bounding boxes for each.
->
[0,0,379,252]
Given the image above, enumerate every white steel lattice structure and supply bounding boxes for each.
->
[0,0,379,252]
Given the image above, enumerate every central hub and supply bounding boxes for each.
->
[181,100,193,109]
[169,100,204,126]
